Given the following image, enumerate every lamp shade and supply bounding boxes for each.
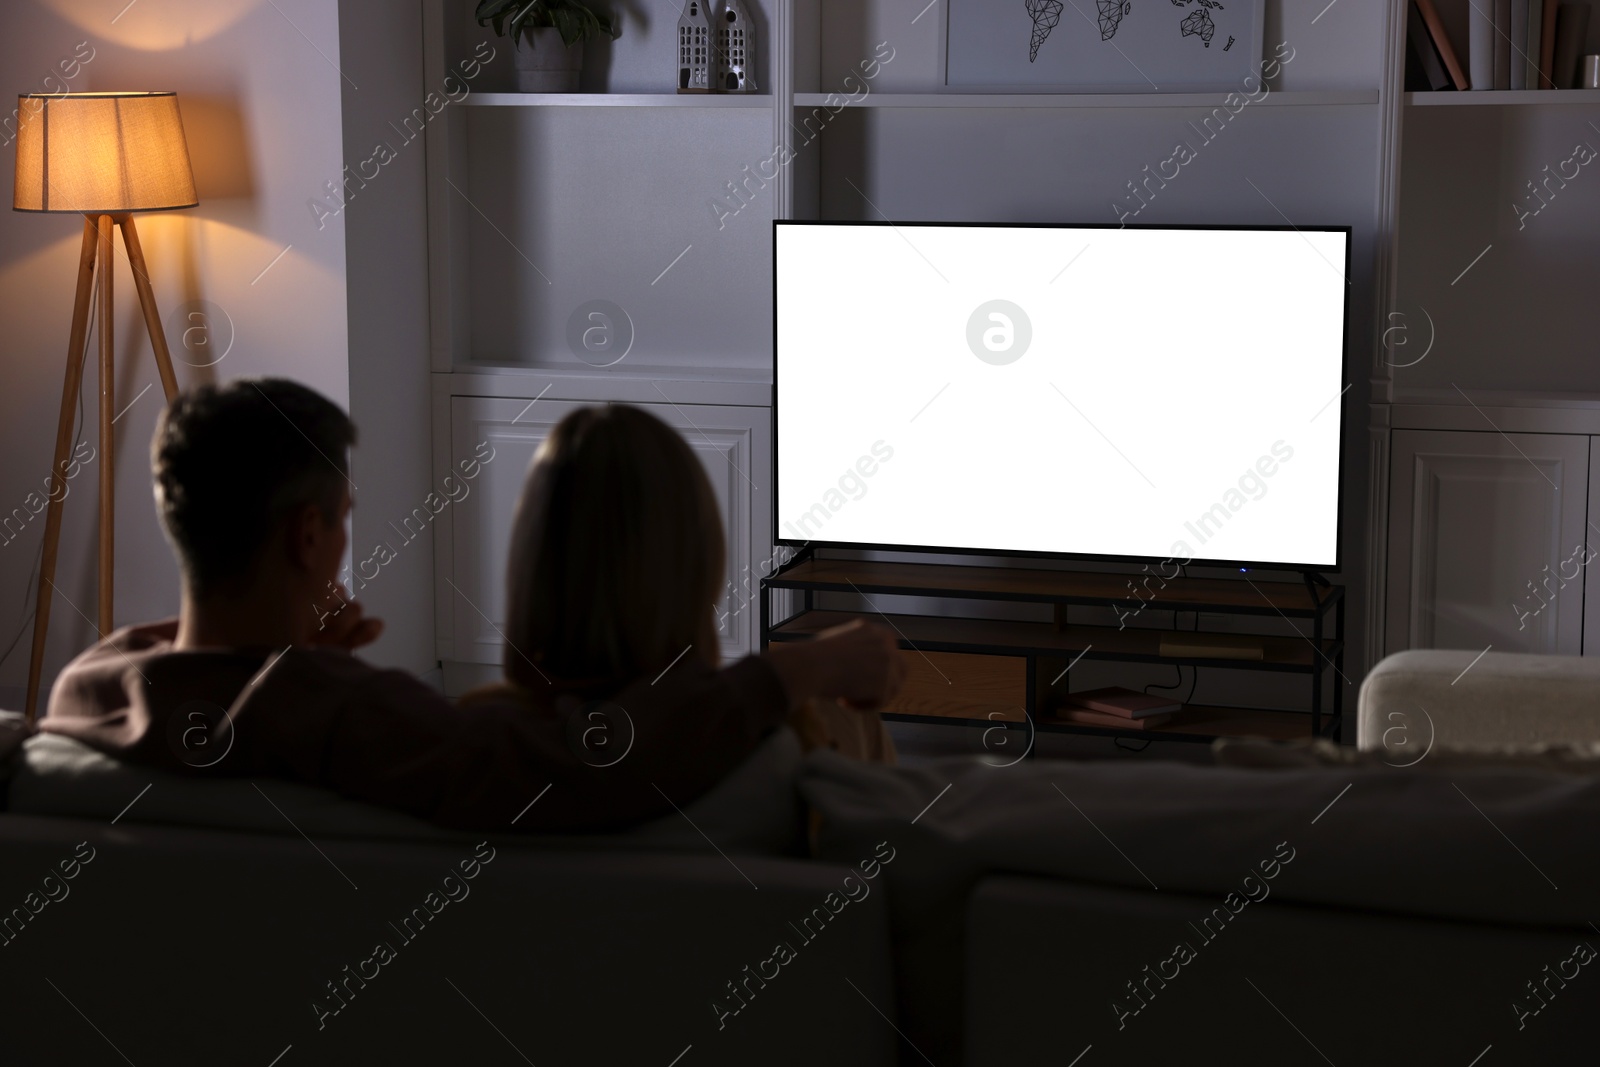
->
[13,92,197,214]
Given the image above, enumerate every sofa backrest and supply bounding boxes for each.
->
[0,814,897,1067]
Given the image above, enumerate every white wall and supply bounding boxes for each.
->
[0,0,352,705]
[337,0,439,675]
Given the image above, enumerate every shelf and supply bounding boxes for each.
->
[445,360,773,384]
[1037,704,1317,743]
[436,366,772,408]
[1405,89,1600,106]
[461,90,1379,110]
[769,610,1340,673]
[461,93,773,108]
[793,90,1379,110]
[885,703,1316,742]
[766,559,1339,617]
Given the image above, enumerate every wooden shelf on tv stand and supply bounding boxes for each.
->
[759,557,1345,745]
[764,558,1340,617]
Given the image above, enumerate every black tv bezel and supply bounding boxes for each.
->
[771,219,1353,575]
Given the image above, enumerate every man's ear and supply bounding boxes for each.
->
[286,502,330,575]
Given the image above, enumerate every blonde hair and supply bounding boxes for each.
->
[502,404,724,689]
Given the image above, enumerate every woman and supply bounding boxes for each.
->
[465,403,900,776]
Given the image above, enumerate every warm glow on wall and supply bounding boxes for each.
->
[39,0,262,52]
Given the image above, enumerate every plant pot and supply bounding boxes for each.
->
[514,28,583,92]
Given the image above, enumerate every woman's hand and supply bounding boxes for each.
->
[765,618,905,711]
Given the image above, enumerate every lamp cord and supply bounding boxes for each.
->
[0,281,96,678]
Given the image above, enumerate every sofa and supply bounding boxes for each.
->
[2,647,1595,1066]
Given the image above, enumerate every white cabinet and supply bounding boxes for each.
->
[1386,429,1590,657]
[436,392,771,687]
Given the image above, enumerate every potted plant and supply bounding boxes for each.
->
[475,0,620,93]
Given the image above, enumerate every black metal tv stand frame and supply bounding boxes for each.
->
[759,550,1346,744]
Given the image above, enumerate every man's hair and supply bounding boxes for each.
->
[151,378,355,597]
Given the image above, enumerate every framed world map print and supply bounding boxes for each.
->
[945,0,1268,92]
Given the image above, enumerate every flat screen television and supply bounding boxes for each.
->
[773,221,1350,571]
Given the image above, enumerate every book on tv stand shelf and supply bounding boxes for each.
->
[1060,686,1181,719]
[1158,632,1266,661]
[1056,706,1179,730]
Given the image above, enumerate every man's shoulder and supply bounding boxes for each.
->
[266,647,456,716]
[63,619,179,669]
[47,619,182,717]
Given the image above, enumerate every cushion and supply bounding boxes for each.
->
[0,710,32,804]
[7,726,805,853]
[0,710,31,765]
[1359,649,1600,750]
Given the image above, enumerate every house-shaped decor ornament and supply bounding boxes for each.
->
[677,0,714,92]
[716,0,757,92]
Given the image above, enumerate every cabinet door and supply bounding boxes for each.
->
[1386,429,1589,656]
[440,396,770,668]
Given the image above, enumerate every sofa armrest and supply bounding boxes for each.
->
[1359,649,1600,750]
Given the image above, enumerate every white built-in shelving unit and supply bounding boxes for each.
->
[1372,0,1600,665]
[425,0,1600,701]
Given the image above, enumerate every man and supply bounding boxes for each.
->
[41,379,902,832]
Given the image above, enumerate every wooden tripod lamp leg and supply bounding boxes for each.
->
[118,215,181,403]
[24,217,100,724]
[97,214,115,639]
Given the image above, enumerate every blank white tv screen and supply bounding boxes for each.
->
[774,222,1348,569]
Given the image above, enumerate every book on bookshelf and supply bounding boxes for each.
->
[1414,0,1470,89]
[1539,0,1559,88]
[1511,0,1529,89]
[1407,3,1453,90]
[1470,0,1495,89]
[1494,0,1512,89]
[1553,3,1591,89]
[1060,686,1182,719]
[1526,0,1544,87]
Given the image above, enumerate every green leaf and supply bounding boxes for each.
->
[559,9,585,45]
[475,0,518,32]
[476,0,620,45]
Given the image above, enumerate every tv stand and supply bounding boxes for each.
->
[760,556,1345,744]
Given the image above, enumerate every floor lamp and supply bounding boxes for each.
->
[13,91,198,722]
